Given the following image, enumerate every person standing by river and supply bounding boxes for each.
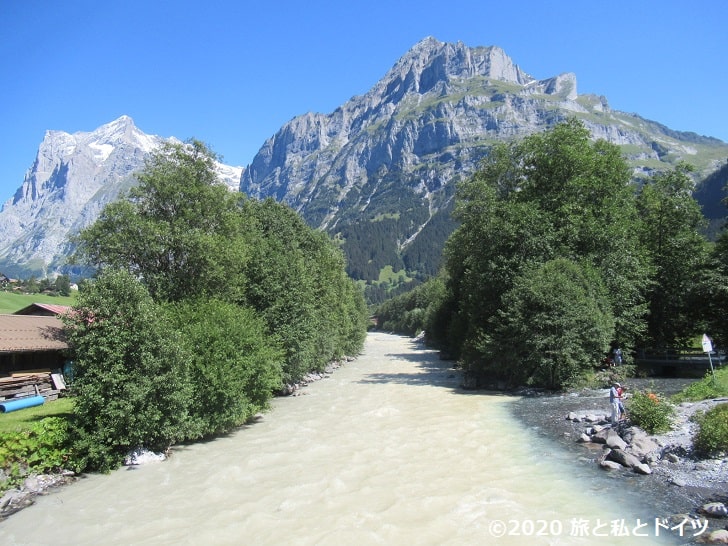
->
[612,347,623,366]
[609,382,622,425]
[617,384,626,420]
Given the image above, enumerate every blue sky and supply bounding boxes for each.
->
[1,0,726,204]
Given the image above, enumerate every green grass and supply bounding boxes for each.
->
[378,265,411,284]
[0,397,75,433]
[0,292,76,314]
[672,366,728,403]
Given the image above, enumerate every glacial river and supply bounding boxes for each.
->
[0,333,674,545]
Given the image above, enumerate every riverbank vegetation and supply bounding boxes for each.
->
[0,399,75,492]
[42,140,368,472]
[376,119,728,391]
[0,397,74,435]
[4,120,727,489]
[627,391,675,434]
[693,403,728,455]
[672,367,728,403]
[0,417,72,492]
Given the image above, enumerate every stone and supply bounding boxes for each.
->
[0,491,17,510]
[23,476,42,493]
[600,460,623,471]
[592,428,610,444]
[628,434,660,459]
[666,453,680,463]
[700,502,728,517]
[607,449,642,469]
[606,430,628,450]
[567,412,577,421]
[643,452,660,464]
[633,463,652,475]
[670,477,687,487]
[577,433,591,443]
[706,529,728,544]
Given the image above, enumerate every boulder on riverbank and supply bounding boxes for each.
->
[0,471,76,520]
[566,398,728,542]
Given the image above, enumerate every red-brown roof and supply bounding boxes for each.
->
[0,314,68,352]
[14,303,72,316]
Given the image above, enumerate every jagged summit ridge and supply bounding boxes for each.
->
[12,116,160,206]
[0,116,241,278]
[381,37,534,95]
[0,38,725,282]
[0,116,169,277]
[240,38,583,229]
[241,37,727,284]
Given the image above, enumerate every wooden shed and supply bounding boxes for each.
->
[0,314,69,375]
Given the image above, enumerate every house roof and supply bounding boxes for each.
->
[0,314,68,352]
[14,303,72,316]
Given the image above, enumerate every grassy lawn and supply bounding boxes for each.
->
[672,366,728,403]
[0,396,74,433]
[0,292,76,314]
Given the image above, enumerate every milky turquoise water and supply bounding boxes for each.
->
[0,333,672,545]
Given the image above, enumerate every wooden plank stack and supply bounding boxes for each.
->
[0,370,64,402]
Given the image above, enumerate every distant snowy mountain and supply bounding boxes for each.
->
[2,38,727,284]
[241,38,728,289]
[0,116,242,279]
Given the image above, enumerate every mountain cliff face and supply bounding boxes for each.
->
[1,37,726,285]
[0,116,241,279]
[241,38,728,293]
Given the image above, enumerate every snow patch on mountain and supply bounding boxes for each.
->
[0,116,241,278]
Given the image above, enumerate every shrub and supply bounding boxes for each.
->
[63,269,192,472]
[0,417,73,493]
[487,258,614,389]
[164,299,284,438]
[628,390,675,433]
[693,403,728,456]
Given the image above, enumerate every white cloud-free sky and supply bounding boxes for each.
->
[1,0,726,203]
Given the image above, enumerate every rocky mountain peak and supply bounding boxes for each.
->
[372,37,533,104]
[1,39,726,284]
[0,116,243,278]
[241,38,728,291]
[0,117,169,278]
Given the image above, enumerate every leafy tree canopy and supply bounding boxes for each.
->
[73,140,250,302]
[63,269,192,471]
[437,119,650,388]
[636,163,711,349]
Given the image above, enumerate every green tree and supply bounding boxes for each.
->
[164,299,283,438]
[74,140,250,302]
[242,199,367,382]
[510,119,649,348]
[54,274,72,296]
[490,259,614,389]
[694,223,728,349]
[38,278,53,293]
[72,138,367,390]
[62,269,191,471]
[435,119,650,387]
[636,164,711,349]
[25,276,39,293]
[376,275,448,337]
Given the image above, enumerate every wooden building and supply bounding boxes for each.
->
[0,314,69,375]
